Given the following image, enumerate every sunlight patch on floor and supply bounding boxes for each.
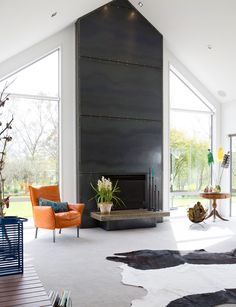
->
[170,217,236,250]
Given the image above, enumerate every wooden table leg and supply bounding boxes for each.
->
[205,199,228,222]
[215,210,229,221]
[205,210,214,220]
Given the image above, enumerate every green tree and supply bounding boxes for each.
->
[170,129,209,192]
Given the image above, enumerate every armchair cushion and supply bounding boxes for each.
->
[55,211,81,228]
[39,198,69,213]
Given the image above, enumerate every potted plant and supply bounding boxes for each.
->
[90,176,124,214]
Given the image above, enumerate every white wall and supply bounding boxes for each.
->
[222,101,236,151]
[163,44,221,211]
[0,25,76,202]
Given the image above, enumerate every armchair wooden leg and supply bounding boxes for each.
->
[77,226,80,238]
[53,230,55,243]
[35,227,38,239]
[59,229,62,234]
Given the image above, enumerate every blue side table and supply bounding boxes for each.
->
[0,216,28,276]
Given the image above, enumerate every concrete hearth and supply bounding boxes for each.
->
[91,209,170,230]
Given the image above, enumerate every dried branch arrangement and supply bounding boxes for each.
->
[0,81,13,217]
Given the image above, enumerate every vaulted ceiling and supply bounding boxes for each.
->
[0,0,235,103]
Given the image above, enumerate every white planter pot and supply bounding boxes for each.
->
[98,203,113,214]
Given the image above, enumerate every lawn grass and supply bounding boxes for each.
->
[171,196,209,208]
[6,201,32,217]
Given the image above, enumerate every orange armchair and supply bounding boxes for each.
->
[29,185,85,242]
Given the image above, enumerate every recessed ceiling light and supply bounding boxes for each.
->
[128,11,136,20]
[217,90,226,98]
[51,12,57,18]
[138,2,144,7]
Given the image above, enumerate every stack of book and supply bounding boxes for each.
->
[48,290,72,307]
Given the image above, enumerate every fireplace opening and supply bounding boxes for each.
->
[104,174,147,210]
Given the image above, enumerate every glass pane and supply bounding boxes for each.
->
[169,67,213,217]
[3,97,59,217]
[0,50,59,98]
[170,70,211,112]
[171,110,211,140]
[170,111,211,192]
[170,195,210,218]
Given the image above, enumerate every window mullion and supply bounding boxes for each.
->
[10,93,59,102]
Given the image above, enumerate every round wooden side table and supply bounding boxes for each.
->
[200,192,230,222]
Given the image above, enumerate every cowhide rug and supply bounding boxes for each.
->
[107,249,236,307]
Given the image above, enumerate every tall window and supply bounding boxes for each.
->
[169,66,214,212]
[0,50,59,217]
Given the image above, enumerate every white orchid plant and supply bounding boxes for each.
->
[90,176,124,207]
